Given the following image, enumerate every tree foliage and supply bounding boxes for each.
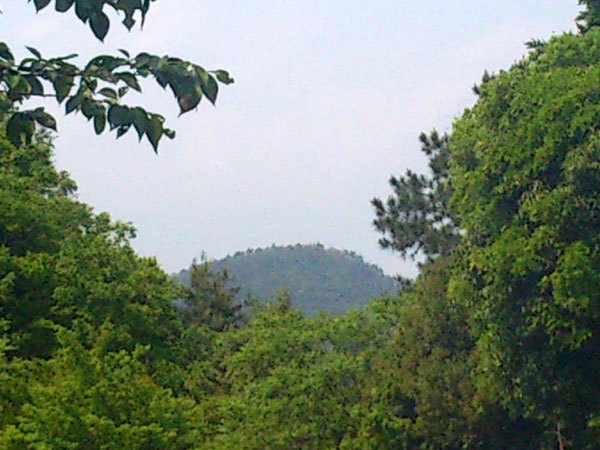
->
[178,256,243,332]
[1,0,233,151]
[448,24,600,447]
[372,130,459,262]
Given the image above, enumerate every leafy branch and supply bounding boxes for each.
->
[0,0,234,151]
[1,43,233,151]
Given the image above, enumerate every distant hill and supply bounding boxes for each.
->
[176,244,398,316]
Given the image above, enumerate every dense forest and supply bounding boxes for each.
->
[176,244,398,316]
[2,1,600,448]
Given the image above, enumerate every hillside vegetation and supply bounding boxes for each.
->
[2,2,600,448]
[177,244,398,315]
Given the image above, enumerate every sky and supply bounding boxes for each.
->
[4,1,581,277]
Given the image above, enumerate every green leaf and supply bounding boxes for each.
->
[108,104,130,128]
[164,128,175,139]
[74,0,92,23]
[24,75,44,96]
[65,94,85,114]
[98,87,118,99]
[25,46,42,59]
[201,75,218,105]
[6,113,35,147]
[94,113,106,134]
[116,124,131,138]
[81,99,96,120]
[90,12,110,41]
[0,42,14,61]
[146,115,163,152]
[214,70,234,85]
[56,53,79,61]
[118,49,130,58]
[52,75,74,103]
[118,86,129,98]
[33,0,52,11]
[55,0,75,12]
[130,107,147,140]
[116,72,141,92]
[32,108,57,130]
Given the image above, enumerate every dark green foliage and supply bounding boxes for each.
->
[1,1,233,151]
[177,244,398,316]
[577,0,600,32]
[178,256,242,332]
[372,130,459,261]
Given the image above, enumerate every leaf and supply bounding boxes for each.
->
[25,46,42,59]
[118,49,130,58]
[122,15,135,30]
[90,12,110,41]
[163,128,175,139]
[116,72,141,92]
[56,53,78,61]
[0,42,14,61]
[24,75,44,96]
[32,108,57,130]
[33,0,51,11]
[118,86,129,98]
[65,94,85,114]
[52,75,74,103]
[116,125,131,138]
[214,70,234,85]
[146,115,163,152]
[81,99,98,120]
[98,87,118,99]
[94,113,106,134]
[201,75,218,105]
[55,0,75,12]
[6,113,35,147]
[130,107,147,140]
[74,0,92,22]
[108,104,130,128]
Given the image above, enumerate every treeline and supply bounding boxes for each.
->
[177,244,398,316]
[2,4,600,449]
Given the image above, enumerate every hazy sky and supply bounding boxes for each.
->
[4,1,580,276]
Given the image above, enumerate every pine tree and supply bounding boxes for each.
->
[372,130,459,261]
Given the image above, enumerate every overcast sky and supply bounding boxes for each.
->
[4,1,580,276]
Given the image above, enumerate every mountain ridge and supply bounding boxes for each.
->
[176,243,398,315]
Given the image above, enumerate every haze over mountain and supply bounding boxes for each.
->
[177,244,398,315]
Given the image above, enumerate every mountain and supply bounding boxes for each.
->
[176,244,398,315]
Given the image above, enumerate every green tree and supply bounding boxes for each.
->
[577,0,600,31]
[1,0,233,151]
[372,130,459,262]
[0,131,181,360]
[448,25,600,447]
[179,256,242,332]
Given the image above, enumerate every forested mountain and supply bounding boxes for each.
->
[3,2,600,449]
[176,244,398,315]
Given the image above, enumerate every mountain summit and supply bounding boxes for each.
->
[177,244,398,315]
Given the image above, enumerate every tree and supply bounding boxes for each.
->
[577,0,600,32]
[179,256,242,332]
[1,0,233,151]
[448,24,600,447]
[372,130,459,262]
[0,130,182,360]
